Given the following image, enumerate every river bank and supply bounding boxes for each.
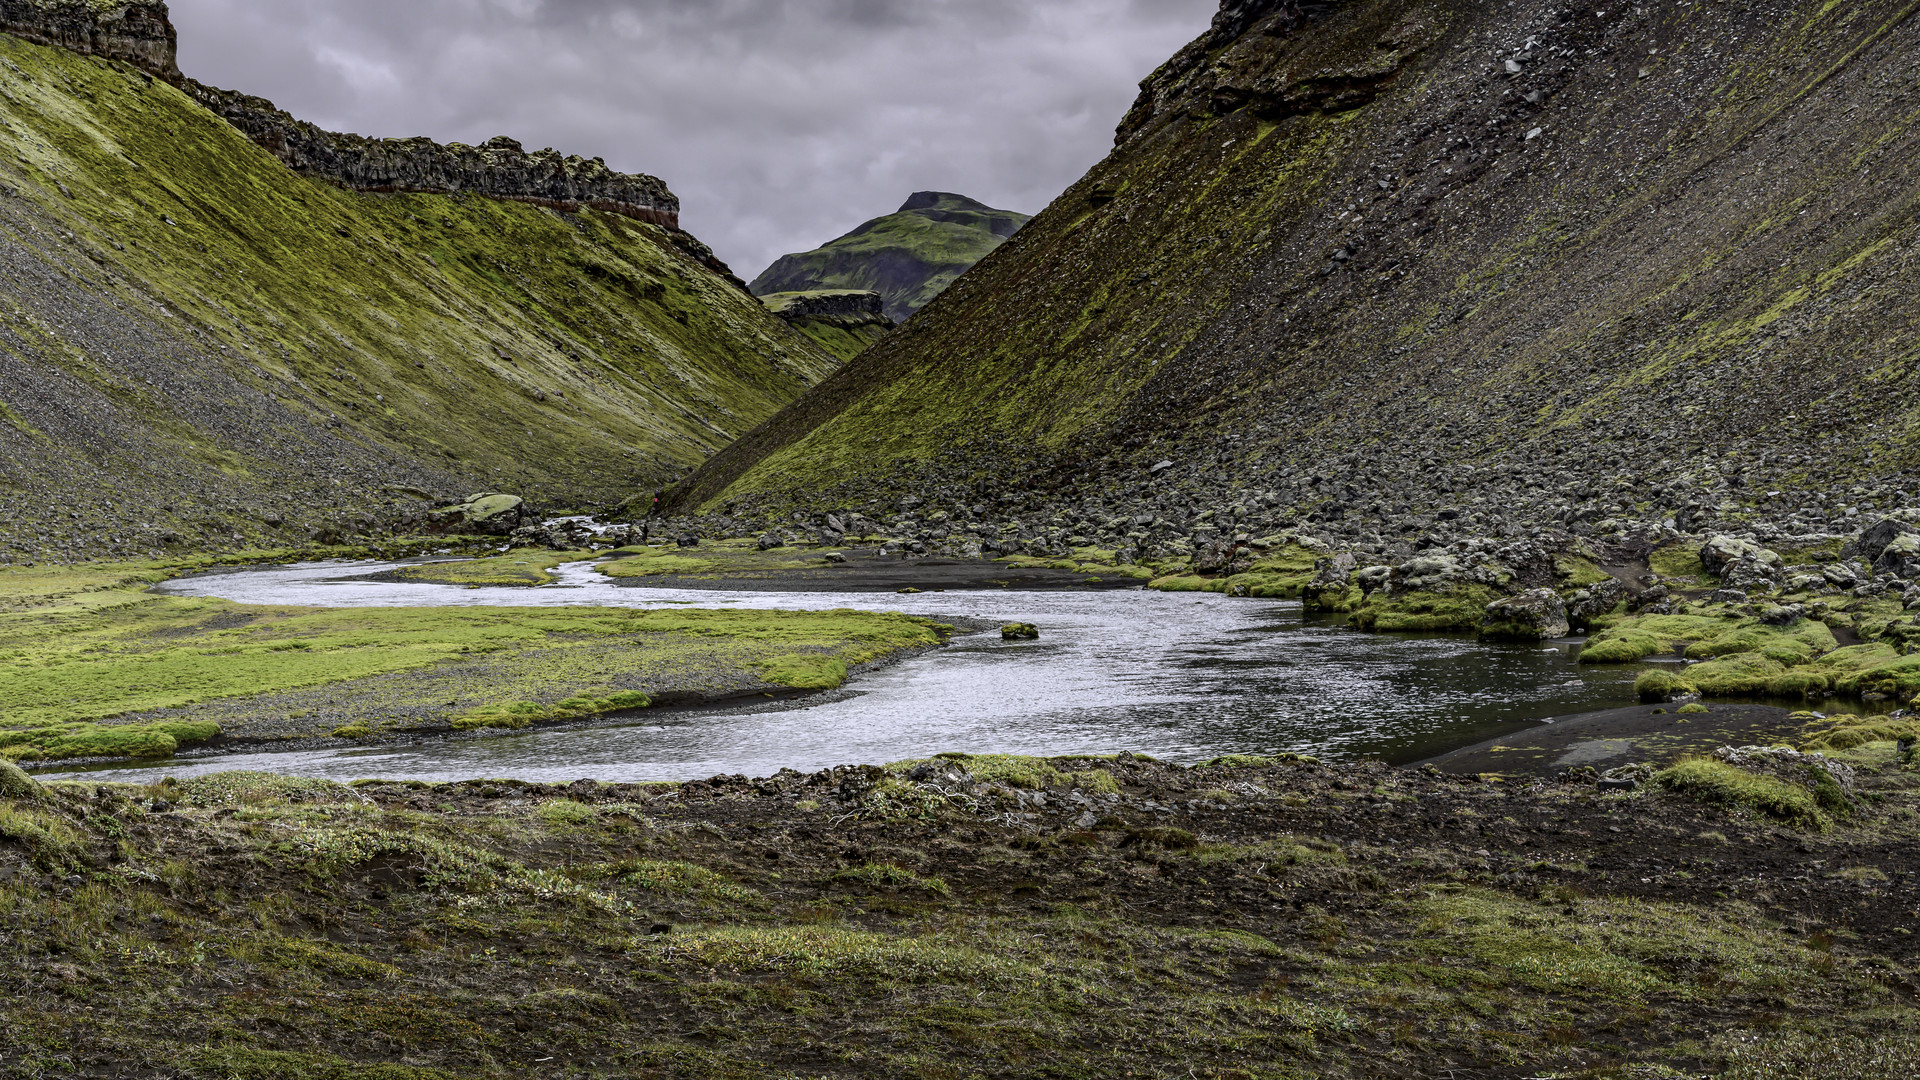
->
[0,554,956,767]
[2,746,1915,1078]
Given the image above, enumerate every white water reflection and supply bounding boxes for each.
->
[54,560,1641,783]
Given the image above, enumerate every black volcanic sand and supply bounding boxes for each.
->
[604,547,1143,593]
[1418,702,1803,776]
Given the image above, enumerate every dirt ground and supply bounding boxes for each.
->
[2,747,1917,1079]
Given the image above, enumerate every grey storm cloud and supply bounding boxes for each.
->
[166,0,1220,279]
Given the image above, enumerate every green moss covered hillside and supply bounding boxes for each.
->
[0,13,837,561]
[672,0,1920,538]
[750,192,1030,324]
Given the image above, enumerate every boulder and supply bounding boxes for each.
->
[1699,534,1783,590]
[1759,603,1807,626]
[1192,539,1240,574]
[1565,579,1627,630]
[1846,516,1920,565]
[432,492,528,535]
[1391,554,1469,592]
[1876,532,1920,580]
[1481,588,1571,641]
[1301,553,1356,610]
[1712,744,1858,799]
[0,760,42,800]
[1001,623,1040,641]
[1822,563,1863,589]
[1353,564,1393,594]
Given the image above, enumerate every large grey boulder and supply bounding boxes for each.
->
[1565,579,1628,630]
[1876,531,1920,580]
[1481,588,1571,641]
[1700,535,1783,590]
[1301,553,1356,610]
[432,493,529,536]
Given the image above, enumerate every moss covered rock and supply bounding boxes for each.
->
[1481,588,1571,642]
[0,759,43,800]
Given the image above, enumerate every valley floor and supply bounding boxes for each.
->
[1,750,1917,1079]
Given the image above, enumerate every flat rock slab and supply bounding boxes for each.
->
[1414,703,1801,776]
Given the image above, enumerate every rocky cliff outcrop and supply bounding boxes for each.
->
[185,83,681,229]
[764,290,887,324]
[0,0,177,79]
[759,291,894,363]
[0,2,723,272]
[666,0,1920,550]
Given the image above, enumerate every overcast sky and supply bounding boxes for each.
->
[167,0,1218,279]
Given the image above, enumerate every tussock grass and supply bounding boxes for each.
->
[1655,758,1827,830]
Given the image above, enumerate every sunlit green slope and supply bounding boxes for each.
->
[0,30,836,558]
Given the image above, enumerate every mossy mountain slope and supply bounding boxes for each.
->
[0,27,837,561]
[750,192,1031,323]
[674,0,1920,537]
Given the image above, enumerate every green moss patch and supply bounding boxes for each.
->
[1649,546,1714,586]
[1349,585,1501,633]
[1580,614,1731,663]
[754,654,850,690]
[386,551,601,587]
[1654,758,1827,830]
[0,566,945,753]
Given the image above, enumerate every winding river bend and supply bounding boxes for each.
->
[62,560,1643,784]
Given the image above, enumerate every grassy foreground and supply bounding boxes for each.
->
[0,557,949,761]
[1,748,1917,1078]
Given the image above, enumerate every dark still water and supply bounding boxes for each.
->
[65,560,1642,784]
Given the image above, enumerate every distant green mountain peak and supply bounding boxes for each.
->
[751,192,1030,323]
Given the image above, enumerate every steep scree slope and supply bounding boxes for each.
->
[0,21,836,562]
[751,192,1031,323]
[673,0,1920,540]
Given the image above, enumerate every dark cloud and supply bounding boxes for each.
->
[167,0,1218,277]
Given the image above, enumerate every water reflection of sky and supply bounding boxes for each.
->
[57,560,1640,784]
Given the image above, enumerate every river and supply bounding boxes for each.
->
[58,559,1642,783]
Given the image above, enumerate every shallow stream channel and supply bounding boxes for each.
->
[67,559,1644,784]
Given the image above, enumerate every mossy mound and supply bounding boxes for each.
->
[1655,758,1828,831]
[1348,585,1501,633]
[0,719,219,763]
[1799,714,1920,754]
[0,759,43,800]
